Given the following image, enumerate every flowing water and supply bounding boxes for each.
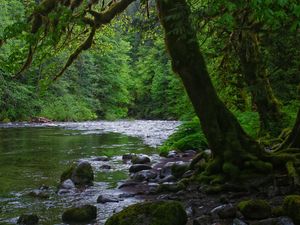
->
[0,120,179,225]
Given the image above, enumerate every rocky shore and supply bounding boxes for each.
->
[17,149,300,225]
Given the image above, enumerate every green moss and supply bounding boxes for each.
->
[244,160,273,173]
[272,206,284,217]
[62,205,97,223]
[157,182,185,193]
[105,201,187,225]
[222,162,240,178]
[238,199,271,219]
[60,165,75,182]
[283,195,300,224]
[204,185,224,194]
[171,163,189,178]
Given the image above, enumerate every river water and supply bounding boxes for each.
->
[0,120,179,225]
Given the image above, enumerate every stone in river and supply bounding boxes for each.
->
[17,214,39,225]
[129,164,152,173]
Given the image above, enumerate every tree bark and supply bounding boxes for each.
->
[280,109,300,149]
[156,0,269,178]
[238,30,284,136]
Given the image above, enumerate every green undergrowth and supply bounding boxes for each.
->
[159,118,208,155]
[160,111,260,155]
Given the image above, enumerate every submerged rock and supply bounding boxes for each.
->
[62,205,97,223]
[105,200,187,225]
[17,214,39,225]
[252,217,295,225]
[60,161,94,187]
[238,199,271,220]
[27,189,50,199]
[129,164,152,173]
[97,195,119,204]
[131,155,151,164]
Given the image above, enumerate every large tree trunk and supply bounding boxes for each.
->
[238,30,284,136]
[156,0,270,179]
[280,109,300,149]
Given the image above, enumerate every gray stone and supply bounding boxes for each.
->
[100,164,111,169]
[131,170,157,182]
[129,164,152,173]
[122,153,136,161]
[92,156,109,161]
[167,150,178,158]
[160,175,177,183]
[251,217,294,225]
[97,195,119,204]
[210,204,236,219]
[193,215,211,225]
[233,218,248,225]
[60,179,75,189]
[131,155,151,164]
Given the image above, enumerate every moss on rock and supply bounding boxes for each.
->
[105,200,187,225]
[283,195,300,224]
[62,205,97,223]
[237,199,271,220]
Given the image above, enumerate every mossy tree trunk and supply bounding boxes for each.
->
[156,0,271,180]
[238,30,284,136]
[280,109,300,149]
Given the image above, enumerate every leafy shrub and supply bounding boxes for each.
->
[40,95,96,121]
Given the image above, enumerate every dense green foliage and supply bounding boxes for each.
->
[0,0,193,121]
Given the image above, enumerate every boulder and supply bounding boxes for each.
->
[167,150,178,158]
[160,175,177,183]
[60,179,75,189]
[238,199,271,220]
[105,201,187,225]
[61,161,94,187]
[17,214,39,225]
[171,162,190,179]
[131,170,157,182]
[129,164,152,173]
[210,204,236,219]
[97,195,119,204]
[100,165,112,170]
[283,195,300,224]
[62,205,97,223]
[232,218,248,225]
[131,155,151,164]
[157,182,185,193]
[251,217,295,225]
[122,153,136,161]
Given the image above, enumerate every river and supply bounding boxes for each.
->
[0,120,180,225]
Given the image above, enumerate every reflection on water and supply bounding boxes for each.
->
[0,120,180,225]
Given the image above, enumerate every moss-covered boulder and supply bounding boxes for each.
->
[237,199,271,220]
[105,200,187,225]
[62,205,97,223]
[17,214,39,225]
[60,161,94,187]
[283,195,300,224]
[171,162,189,179]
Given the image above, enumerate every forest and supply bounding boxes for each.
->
[0,0,300,225]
